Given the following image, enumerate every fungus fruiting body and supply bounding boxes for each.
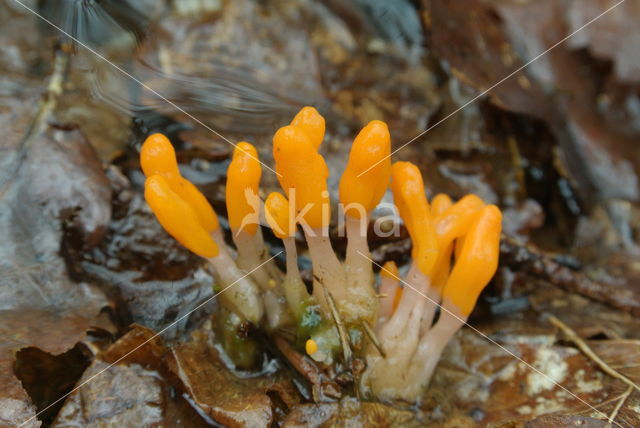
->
[141,134,263,328]
[141,107,502,400]
[339,120,391,324]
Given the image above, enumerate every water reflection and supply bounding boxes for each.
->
[35,0,426,136]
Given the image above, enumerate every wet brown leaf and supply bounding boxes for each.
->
[283,398,421,428]
[524,414,609,428]
[408,280,640,427]
[0,310,103,428]
[167,320,301,428]
[13,345,91,426]
[588,340,640,383]
[0,126,110,427]
[53,325,210,427]
[426,0,640,206]
[0,8,112,422]
[565,0,640,83]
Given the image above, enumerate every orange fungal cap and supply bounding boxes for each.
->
[434,194,485,249]
[144,175,219,258]
[273,125,330,230]
[174,177,220,232]
[430,194,452,217]
[380,260,399,279]
[265,192,295,239]
[140,133,219,231]
[442,205,502,315]
[290,106,325,150]
[226,142,262,235]
[339,120,391,218]
[140,133,180,179]
[391,162,439,276]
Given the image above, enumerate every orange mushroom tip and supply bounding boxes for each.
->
[140,133,219,232]
[175,177,220,232]
[145,175,219,258]
[273,125,330,230]
[380,260,399,279]
[390,162,439,276]
[140,133,179,178]
[430,194,452,217]
[226,142,262,235]
[290,106,325,150]
[265,192,295,239]
[436,194,484,222]
[434,194,485,250]
[339,120,391,219]
[442,204,502,315]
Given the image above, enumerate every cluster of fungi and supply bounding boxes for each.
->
[140,106,502,400]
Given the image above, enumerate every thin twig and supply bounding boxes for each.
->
[319,280,352,363]
[548,315,640,393]
[608,385,632,425]
[361,321,386,358]
[573,389,631,417]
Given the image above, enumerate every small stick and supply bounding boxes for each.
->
[548,315,640,393]
[318,277,352,363]
[361,321,386,358]
[572,388,632,416]
[608,385,632,425]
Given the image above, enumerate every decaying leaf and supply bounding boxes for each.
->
[283,398,422,428]
[0,310,102,428]
[167,319,301,427]
[53,325,210,427]
[523,414,609,428]
[0,12,112,423]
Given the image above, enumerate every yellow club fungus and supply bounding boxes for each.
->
[339,120,392,324]
[442,204,502,316]
[273,125,330,231]
[264,192,295,239]
[226,142,262,236]
[144,174,218,258]
[273,122,345,315]
[141,133,218,231]
[140,108,503,398]
[390,162,438,278]
[339,120,391,219]
[290,106,325,150]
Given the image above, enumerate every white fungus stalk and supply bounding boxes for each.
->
[342,215,377,323]
[208,229,264,324]
[338,120,392,323]
[304,227,348,311]
[376,261,400,327]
